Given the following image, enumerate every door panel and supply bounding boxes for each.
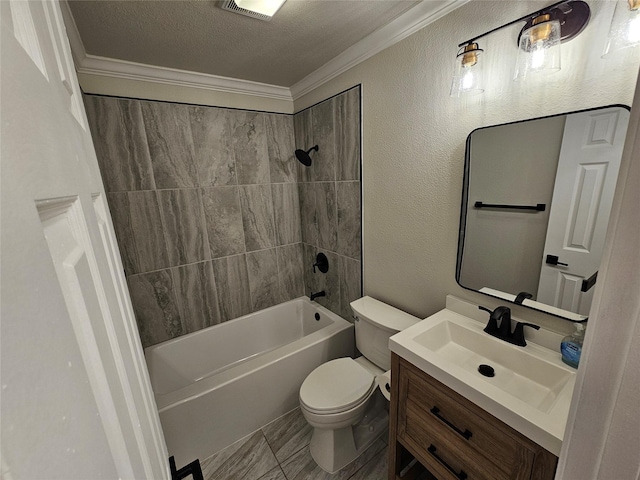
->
[537,108,629,316]
[1,2,168,478]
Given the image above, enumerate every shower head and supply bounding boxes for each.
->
[295,145,318,167]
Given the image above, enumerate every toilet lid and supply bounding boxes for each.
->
[300,358,375,414]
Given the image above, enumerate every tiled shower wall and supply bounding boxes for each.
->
[295,87,362,320]
[84,87,361,348]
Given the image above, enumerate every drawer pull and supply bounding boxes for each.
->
[427,445,468,480]
[430,406,473,440]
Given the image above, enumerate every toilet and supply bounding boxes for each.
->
[299,296,420,473]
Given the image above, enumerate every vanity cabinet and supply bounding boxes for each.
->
[388,353,558,480]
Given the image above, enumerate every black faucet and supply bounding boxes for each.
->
[310,290,326,301]
[478,305,540,347]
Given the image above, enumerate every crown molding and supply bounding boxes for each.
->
[290,0,469,100]
[60,0,468,105]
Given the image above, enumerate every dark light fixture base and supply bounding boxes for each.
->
[517,0,591,46]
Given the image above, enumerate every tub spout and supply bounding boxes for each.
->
[310,290,326,301]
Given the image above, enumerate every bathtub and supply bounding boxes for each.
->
[145,297,354,465]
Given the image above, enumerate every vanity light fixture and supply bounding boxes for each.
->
[513,13,562,80]
[603,0,640,57]
[450,42,484,97]
[451,0,590,94]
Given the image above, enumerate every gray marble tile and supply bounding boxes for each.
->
[257,466,287,480]
[266,114,296,183]
[346,445,388,480]
[316,182,338,252]
[127,270,183,348]
[141,101,199,188]
[339,256,362,322]
[293,109,313,183]
[231,111,270,185]
[246,249,282,311]
[302,243,319,298]
[200,431,278,480]
[212,254,252,322]
[239,185,276,252]
[336,181,361,260]
[158,188,210,266]
[314,250,340,315]
[281,438,387,480]
[84,96,155,192]
[311,98,336,182]
[171,261,221,333]
[106,192,138,275]
[117,191,171,274]
[272,183,301,246]
[202,186,246,258]
[188,106,236,187]
[298,183,318,246]
[262,407,312,464]
[277,244,304,302]
[334,88,361,182]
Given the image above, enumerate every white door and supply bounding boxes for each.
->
[1,2,168,479]
[537,107,629,316]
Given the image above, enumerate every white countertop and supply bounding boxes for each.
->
[389,296,576,456]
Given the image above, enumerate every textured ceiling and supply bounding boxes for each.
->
[67,0,421,87]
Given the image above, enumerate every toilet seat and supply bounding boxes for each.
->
[300,358,375,415]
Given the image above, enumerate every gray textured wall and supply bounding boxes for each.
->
[85,87,361,347]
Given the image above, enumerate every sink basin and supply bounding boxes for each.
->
[412,318,573,413]
[389,301,577,456]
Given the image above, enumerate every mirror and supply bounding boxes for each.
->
[457,105,630,321]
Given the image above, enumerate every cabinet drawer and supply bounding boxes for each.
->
[398,359,536,480]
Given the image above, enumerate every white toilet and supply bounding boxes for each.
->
[299,296,420,473]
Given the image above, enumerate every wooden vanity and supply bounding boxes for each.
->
[388,353,558,480]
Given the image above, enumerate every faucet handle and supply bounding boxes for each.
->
[511,322,540,347]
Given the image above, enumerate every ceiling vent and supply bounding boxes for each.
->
[220,0,272,21]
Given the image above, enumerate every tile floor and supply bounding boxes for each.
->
[197,407,388,480]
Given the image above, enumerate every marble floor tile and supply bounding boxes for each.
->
[281,437,387,480]
[345,445,388,480]
[257,466,287,480]
[262,407,313,463]
[200,431,278,480]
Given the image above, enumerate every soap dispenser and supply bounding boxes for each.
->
[561,323,586,368]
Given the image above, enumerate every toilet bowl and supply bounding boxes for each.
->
[299,296,420,474]
[299,356,387,473]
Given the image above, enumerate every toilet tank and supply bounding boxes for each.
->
[350,296,420,371]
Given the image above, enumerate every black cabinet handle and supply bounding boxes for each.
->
[474,201,545,211]
[430,406,472,440]
[546,254,569,267]
[427,445,468,480]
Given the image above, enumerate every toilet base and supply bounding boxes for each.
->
[309,395,389,474]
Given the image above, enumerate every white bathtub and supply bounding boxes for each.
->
[145,297,354,465]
